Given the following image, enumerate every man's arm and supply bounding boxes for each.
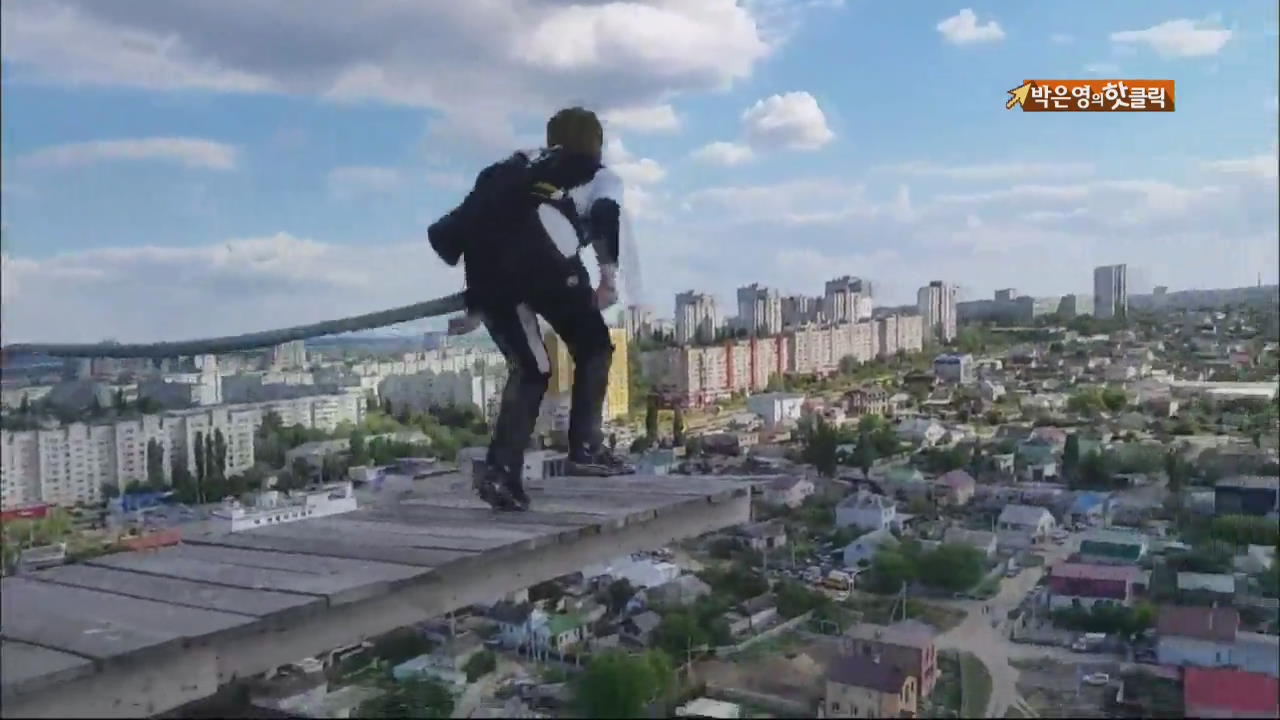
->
[587,167,624,309]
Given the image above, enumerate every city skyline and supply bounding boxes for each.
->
[1,1,1277,344]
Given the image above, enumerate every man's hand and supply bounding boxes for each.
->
[595,264,619,310]
[448,312,483,336]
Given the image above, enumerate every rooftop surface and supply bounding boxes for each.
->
[0,472,750,718]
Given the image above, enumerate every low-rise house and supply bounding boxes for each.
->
[1234,544,1277,574]
[1067,492,1109,528]
[763,476,816,509]
[941,527,997,560]
[735,520,788,551]
[1215,476,1280,518]
[835,492,898,532]
[1235,632,1280,678]
[676,698,744,719]
[996,504,1056,551]
[726,594,778,638]
[841,620,939,697]
[491,602,539,650]
[846,387,890,418]
[823,654,919,719]
[1078,529,1148,565]
[933,470,976,507]
[1156,606,1240,670]
[884,467,930,500]
[620,610,662,648]
[1021,459,1059,483]
[1176,572,1237,605]
[645,574,712,607]
[1028,426,1069,451]
[843,528,900,569]
[1183,668,1280,719]
[896,418,947,447]
[1020,393,1067,413]
[989,452,1015,478]
[1046,563,1144,609]
[978,379,1006,402]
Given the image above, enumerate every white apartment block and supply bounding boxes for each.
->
[824,276,874,323]
[781,295,819,328]
[0,392,363,509]
[379,369,504,421]
[640,336,789,407]
[623,304,655,341]
[1094,264,1128,320]
[675,291,719,345]
[737,284,783,336]
[789,321,878,375]
[917,281,957,344]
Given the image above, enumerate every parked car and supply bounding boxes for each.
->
[1082,672,1110,686]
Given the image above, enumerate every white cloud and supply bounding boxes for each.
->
[0,1,778,153]
[882,161,1095,181]
[691,141,755,166]
[21,137,238,170]
[0,233,466,344]
[326,166,403,199]
[741,91,834,150]
[602,104,680,133]
[1204,153,1279,181]
[1110,19,1232,58]
[1083,63,1121,75]
[1050,33,1074,45]
[604,138,667,186]
[936,9,1005,45]
[685,179,883,225]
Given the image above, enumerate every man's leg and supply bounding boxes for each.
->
[531,265,632,475]
[480,303,551,508]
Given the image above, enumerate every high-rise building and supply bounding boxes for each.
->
[994,288,1018,302]
[917,281,957,343]
[781,295,819,328]
[269,341,308,370]
[1094,264,1128,319]
[824,276,874,323]
[674,291,719,345]
[623,305,654,341]
[736,284,783,336]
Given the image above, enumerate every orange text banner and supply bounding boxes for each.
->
[1022,80,1175,112]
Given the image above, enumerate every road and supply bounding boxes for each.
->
[934,531,1083,718]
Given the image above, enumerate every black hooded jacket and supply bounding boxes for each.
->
[428,147,623,312]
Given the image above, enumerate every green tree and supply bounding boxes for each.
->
[574,650,673,720]
[350,430,368,465]
[101,483,120,500]
[866,548,916,594]
[213,429,228,479]
[607,578,636,614]
[1062,433,1081,482]
[18,394,30,415]
[852,439,877,477]
[645,395,659,442]
[804,416,839,478]
[290,457,313,488]
[672,406,685,447]
[358,677,454,719]
[193,430,206,491]
[1077,450,1114,489]
[917,544,985,592]
[653,611,709,661]
[113,388,126,410]
[1101,386,1129,412]
[463,650,496,682]
[145,439,166,487]
[1163,450,1187,493]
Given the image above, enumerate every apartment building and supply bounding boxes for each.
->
[379,368,503,422]
[917,281,957,344]
[875,313,924,359]
[824,276,874,323]
[736,284,784,336]
[641,335,788,407]
[0,393,362,509]
[675,291,719,345]
[789,321,877,375]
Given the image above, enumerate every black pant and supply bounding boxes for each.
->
[481,260,613,478]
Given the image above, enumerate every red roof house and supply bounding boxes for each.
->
[1184,667,1280,718]
[1047,562,1143,608]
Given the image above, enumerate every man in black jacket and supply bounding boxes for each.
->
[429,107,634,511]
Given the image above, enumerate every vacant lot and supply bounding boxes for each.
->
[1012,657,1117,718]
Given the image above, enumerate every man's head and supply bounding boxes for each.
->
[546,107,604,161]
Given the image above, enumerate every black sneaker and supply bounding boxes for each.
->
[472,463,525,511]
[565,447,636,477]
[501,474,531,511]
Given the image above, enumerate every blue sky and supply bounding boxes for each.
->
[1,0,1277,343]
